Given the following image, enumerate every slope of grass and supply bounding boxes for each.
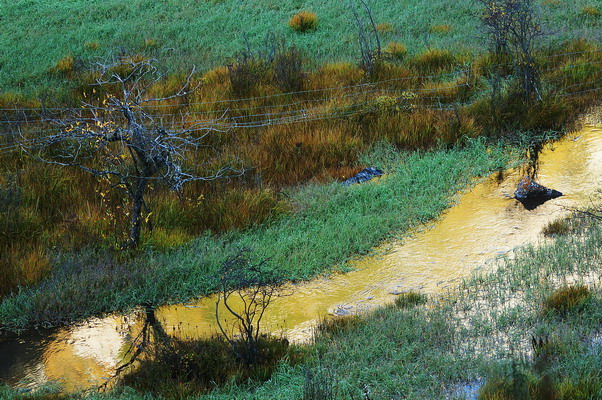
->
[197,210,602,400]
[145,210,602,399]
[1,0,599,95]
[4,193,600,400]
[0,139,514,332]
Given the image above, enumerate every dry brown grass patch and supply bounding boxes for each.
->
[430,24,452,34]
[582,5,601,18]
[376,23,394,33]
[289,11,318,32]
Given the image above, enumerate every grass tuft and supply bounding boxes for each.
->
[544,285,592,315]
[542,218,572,236]
[430,24,452,34]
[384,41,407,60]
[51,55,76,75]
[394,291,427,309]
[410,48,457,74]
[582,5,601,18]
[375,23,394,33]
[84,41,100,51]
[289,11,318,33]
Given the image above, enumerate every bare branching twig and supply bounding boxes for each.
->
[215,250,285,366]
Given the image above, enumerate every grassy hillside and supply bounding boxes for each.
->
[1,0,600,95]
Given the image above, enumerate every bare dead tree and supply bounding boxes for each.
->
[348,0,382,77]
[215,250,285,366]
[19,56,244,248]
[477,0,544,100]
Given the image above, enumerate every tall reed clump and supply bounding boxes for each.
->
[272,42,305,92]
[227,52,269,98]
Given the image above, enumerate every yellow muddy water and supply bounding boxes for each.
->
[2,125,601,392]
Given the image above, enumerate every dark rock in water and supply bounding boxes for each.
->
[342,167,384,186]
[514,176,562,210]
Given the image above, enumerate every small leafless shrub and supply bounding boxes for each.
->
[348,0,382,77]
[477,0,544,100]
[272,39,305,92]
[215,249,286,366]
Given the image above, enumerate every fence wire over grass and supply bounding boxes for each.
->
[0,46,601,128]
[1,57,601,157]
[1,43,601,296]
[2,46,602,113]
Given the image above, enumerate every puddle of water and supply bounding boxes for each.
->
[1,126,601,392]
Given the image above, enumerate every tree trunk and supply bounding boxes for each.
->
[128,176,148,248]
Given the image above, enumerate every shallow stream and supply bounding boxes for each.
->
[1,125,601,392]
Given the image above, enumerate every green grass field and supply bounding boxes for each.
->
[1,0,600,95]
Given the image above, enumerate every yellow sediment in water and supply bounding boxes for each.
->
[155,126,602,342]
[6,125,602,391]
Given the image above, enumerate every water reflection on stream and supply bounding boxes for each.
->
[1,126,601,392]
